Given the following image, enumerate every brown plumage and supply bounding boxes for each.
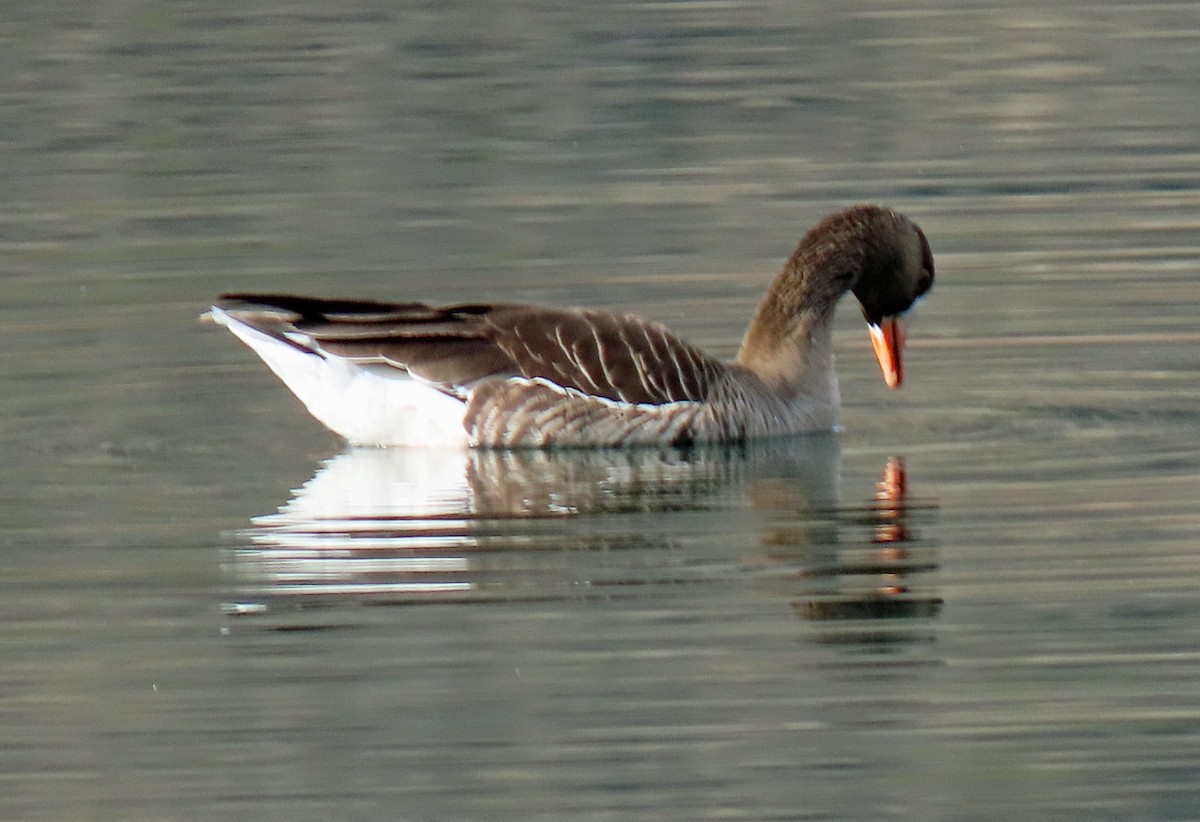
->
[208,205,934,447]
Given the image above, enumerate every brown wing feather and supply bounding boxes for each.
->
[214,294,719,405]
[482,307,719,404]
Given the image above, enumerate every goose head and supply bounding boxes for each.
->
[850,210,935,388]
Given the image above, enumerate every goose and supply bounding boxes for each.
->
[206,205,934,447]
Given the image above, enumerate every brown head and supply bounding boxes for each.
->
[847,208,934,388]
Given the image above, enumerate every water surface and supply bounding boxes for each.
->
[4,2,1200,819]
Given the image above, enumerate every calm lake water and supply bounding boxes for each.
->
[4,2,1200,819]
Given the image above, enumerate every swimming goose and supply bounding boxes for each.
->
[207,205,934,447]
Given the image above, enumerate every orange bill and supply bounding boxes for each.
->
[867,316,905,389]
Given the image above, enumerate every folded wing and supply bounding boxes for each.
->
[213,294,721,406]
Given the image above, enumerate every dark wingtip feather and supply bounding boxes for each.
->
[215,293,433,321]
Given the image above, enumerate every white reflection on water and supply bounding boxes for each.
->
[225,440,941,647]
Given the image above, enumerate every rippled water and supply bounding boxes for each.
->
[4,2,1200,819]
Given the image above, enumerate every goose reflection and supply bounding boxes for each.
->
[224,440,941,641]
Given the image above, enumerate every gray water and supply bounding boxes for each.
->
[5,2,1200,819]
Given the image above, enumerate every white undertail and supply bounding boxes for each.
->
[209,307,468,447]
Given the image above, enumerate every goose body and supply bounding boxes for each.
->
[207,205,934,448]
